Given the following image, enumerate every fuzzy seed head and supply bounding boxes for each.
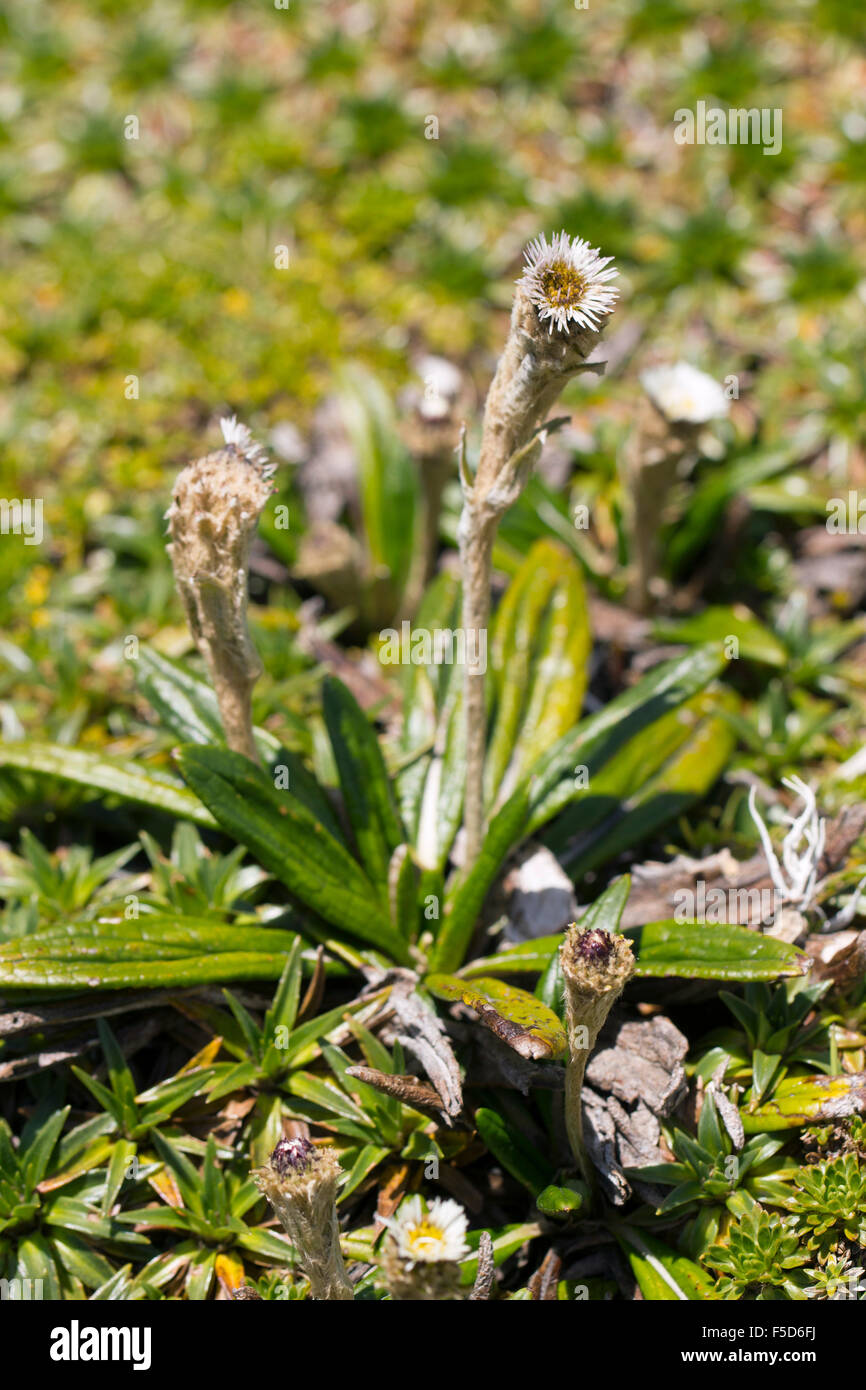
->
[561,922,636,999]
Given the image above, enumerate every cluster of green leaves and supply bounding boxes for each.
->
[621,977,866,1300]
[633,1091,795,1256]
[0,1100,149,1298]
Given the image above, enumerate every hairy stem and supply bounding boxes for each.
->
[457,501,496,865]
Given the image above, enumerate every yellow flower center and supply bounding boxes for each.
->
[541,261,587,308]
[406,1219,446,1258]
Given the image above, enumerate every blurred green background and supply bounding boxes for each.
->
[1,0,864,745]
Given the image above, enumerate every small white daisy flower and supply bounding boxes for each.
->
[517,230,619,335]
[387,1195,469,1265]
[640,362,729,425]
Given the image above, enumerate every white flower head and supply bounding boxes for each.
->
[517,231,619,336]
[414,354,463,421]
[220,415,273,475]
[640,362,729,425]
[387,1195,469,1266]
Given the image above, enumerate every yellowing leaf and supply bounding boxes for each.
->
[426,973,567,1060]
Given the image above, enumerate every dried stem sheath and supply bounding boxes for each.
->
[254,1141,354,1301]
[560,925,636,1191]
[167,421,273,763]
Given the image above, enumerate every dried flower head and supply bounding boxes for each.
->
[253,1139,353,1301]
[220,414,275,475]
[575,927,614,964]
[166,416,273,762]
[640,362,729,425]
[517,231,619,336]
[560,919,636,1187]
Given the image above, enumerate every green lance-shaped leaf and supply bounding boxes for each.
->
[582,875,631,933]
[0,951,307,992]
[626,920,808,982]
[388,844,419,940]
[653,605,789,669]
[136,646,279,759]
[429,783,530,973]
[0,916,304,955]
[741,1072,866,1133]
[395,572,462,829]
[396,573,467,870]
[322,676,405,886]
[338,366,420,600]
[176,745,410,962]
[0,741,215,826]
[519,643,725,836]
[461,935,569,978]
[552,690,738,876]
[268,748,347,846]
[614,1226,716,1301]
[426,973,567,1061]
[474,1108,556,1195]
[485,539,590,810]
[461,916,806,986]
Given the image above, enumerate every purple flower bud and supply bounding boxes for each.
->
[576,928,614,964]
[270,1137,314,1176]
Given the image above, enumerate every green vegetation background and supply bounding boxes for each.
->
[1,0,864,739]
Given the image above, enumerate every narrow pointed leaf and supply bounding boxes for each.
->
[627,921,808,982]
[741,1072,866,1132]
[486,539,590,809]
[322,676,405,886]
[0,742,214,825]
[615,1226,715,1301]
[431,784,530,973]
[474,1108,555,1195]
[522,645,724,834]
[177,745,409,961]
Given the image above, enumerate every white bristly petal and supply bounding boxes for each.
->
[517,230,619,335]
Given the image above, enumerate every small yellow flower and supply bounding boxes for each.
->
[24,567,51,607]
[221,287,251,316]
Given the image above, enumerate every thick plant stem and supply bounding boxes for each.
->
[211,665,260,765]
[167,420,273,765]
[254,1139,354,1301]
[563,994,610,1192]
[456,268,613,870]
[560,925,636,1191]
[623,396,704,613]
[457,501,496,866]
